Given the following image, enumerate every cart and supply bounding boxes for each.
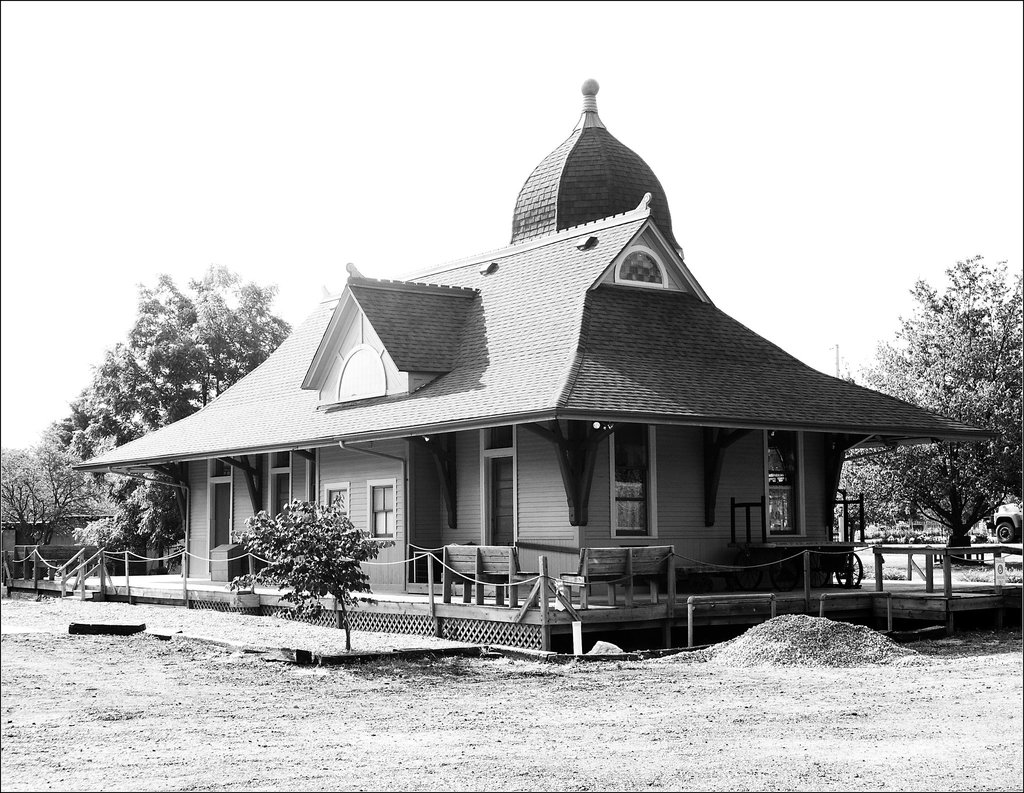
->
[729,542,864,591]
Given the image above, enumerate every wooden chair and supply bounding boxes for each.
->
[441,545,537,607]
[560,546,675,608]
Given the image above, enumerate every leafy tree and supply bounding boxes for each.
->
[0,433,108,544]
[843,256,1022,541]
[53,266,291,551]
[231,501,392,651]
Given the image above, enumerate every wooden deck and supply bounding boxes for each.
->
[6,570,1020,652]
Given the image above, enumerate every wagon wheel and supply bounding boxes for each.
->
[809,556,831,588]
[769,557,800,591]
[731,552,763,591]
[834,553,864,588]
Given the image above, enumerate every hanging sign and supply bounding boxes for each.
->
[994,559,1007,586]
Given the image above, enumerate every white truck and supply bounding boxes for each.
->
[993,502,1022,543]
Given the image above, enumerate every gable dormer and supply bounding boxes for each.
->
[592,215,711,301]
[302,275,477,406]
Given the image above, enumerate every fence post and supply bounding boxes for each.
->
[538,555,550,652]
[33,552,41,594]
[125,551,132,605]
[802,551,812,611]
[873,549,883,593]
[98,549,107,600]
[182,550,190,608]
[427,553,441,637]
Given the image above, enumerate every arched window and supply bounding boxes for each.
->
[615,246,665,287]
[338,345,386,402]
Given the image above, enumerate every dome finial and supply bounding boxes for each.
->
[581,78,600,114]
[575,78,605,131]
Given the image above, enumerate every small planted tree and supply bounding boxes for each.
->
[231,500,392,651]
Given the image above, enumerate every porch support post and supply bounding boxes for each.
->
[522,420,614,527]
[702,428,752,526]
[221,456,263,515]
[409,434,457,529]
[292,448,316,463]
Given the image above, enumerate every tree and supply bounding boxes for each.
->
[0,433,108,544]
[231,501,392,651]
[53,265,291,550]
[843,256,1023,541]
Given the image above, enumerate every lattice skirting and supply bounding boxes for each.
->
[259,605,543,650]
[439,618,542,650]
[189,599,260,615]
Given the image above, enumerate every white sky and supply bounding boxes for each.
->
[2,1,1022,450]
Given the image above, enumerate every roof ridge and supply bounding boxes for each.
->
[551,128,584,240]
[405,200,652,280]
[554,289,597,409]
[349,276,477,297]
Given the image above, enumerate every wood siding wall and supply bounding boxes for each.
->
[318,442,408,591]
[186,460,209,577]
[516,427,587,577]
[447,431,481,545]
[801,433,830,542]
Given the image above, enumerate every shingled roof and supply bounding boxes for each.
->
[561,288,988,440]
[78,198,988,472]
[348,278,475,372]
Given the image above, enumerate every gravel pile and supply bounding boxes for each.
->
[695,614,918,667]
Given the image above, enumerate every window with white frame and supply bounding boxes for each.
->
[367,479,396,538]
[615,246,665,288]
[208,459,233,547]
[767,430,801,536]
[323,481,350,514]
[610,424,656,537]
[268,451,291,517]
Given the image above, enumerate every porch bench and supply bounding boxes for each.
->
[560,546,676,608]
[441,545,537,608]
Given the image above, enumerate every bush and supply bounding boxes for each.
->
[231,500,393,651]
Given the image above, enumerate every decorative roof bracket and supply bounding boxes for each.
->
[825,433,874,527]
[703,428,753,526]
[524,420,615,526]
[151,462,188,523]
[220,456,263,516]
[410,435,457,529]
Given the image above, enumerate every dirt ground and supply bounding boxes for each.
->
[1,596,1021,792]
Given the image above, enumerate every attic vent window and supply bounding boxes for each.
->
[577,236,598,251]
[616,247,665,288]
[338,345,387,402]
[480,262,499,276]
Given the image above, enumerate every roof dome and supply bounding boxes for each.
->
[510,80,681,253]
